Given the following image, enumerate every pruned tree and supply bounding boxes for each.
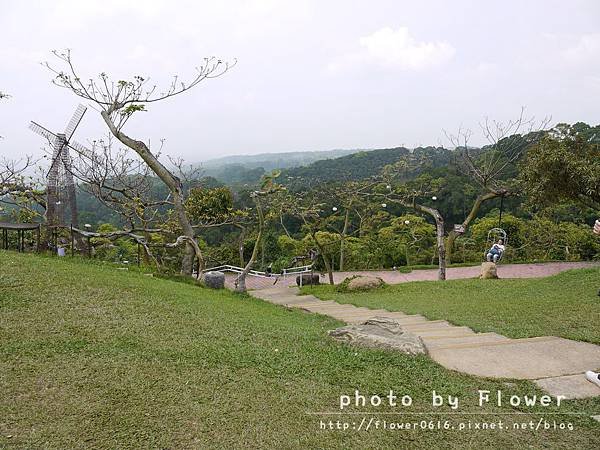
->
[320,181,374,271]
[376,156,447,280]
[45,49,235,275]
[234,171,283,293]
[284,189,339,285]
[443,109,549,262]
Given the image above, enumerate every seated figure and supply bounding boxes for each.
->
[486,239,505,263]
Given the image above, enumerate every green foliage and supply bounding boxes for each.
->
[120,103,146,116]
[520,128,600,209]
[464,213,600,262]
[378,214,436,267]
[185,186,234,223]
[90,223,137,262]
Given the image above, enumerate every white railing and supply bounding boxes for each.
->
[203,263,313,279]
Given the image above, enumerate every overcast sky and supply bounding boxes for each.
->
[1,0,599,163]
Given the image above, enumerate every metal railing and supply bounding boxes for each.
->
[202,263,313,279]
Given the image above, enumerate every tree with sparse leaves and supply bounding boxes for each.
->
[443,109,549,262]
[44,49,235,275]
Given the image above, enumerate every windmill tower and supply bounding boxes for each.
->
[29,105,90,228]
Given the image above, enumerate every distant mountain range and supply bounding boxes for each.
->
[199,149,361,169]
[196,148,367,186]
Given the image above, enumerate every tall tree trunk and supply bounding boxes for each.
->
[312,230,334,285]
[339,208,350,271]
[446,191,499,263]
[101,109,199,276]
[235,224,246,267]
[235,196,264,293]
[412,202,446,281]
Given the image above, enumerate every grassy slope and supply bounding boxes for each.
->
[0,252,598,449]
[303,268,600,345]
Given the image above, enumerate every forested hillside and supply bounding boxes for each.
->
[198,148,362,185]
[3,122,599,279]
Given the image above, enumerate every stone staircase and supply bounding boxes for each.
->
[252,286,600,400]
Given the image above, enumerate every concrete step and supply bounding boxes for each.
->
[430,335,558,350]
[534,373,600,399]
[264,296,309,305]
[412,327,475,338]
[423,333,510,349]
[321,308,391,316]
[396,320,451,331]
[292,300,339,308]
[428,336,600,379]
[301,305,370,314]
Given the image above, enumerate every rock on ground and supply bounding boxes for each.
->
[328,317,427,355]
[205,271,225,289]
[346,275,385,291]
[480,262,498,279]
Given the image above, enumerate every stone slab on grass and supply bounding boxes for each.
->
[429,337,600,380]
[534,374,600,399]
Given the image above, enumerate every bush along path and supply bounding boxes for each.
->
[251,286,600,401]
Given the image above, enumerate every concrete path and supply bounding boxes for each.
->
[252,286,600,399]
[229,261,599,290]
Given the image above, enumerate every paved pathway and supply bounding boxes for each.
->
[252,284,600,400]
[229,261,598,290]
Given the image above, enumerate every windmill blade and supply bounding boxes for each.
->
[64,104,87,141]
[68,140,95,160]
[29,121,58,142]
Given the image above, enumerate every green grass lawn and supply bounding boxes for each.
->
[1,252,599,449]
[303,268,600,345]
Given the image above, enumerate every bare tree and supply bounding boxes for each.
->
[45,49,235,275]
[443,109,550,262]
[234,172,283,293]
[0,157,46,221]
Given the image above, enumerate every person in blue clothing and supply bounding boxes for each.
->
[486,239,505,263]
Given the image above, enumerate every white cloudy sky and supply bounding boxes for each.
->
[1,0,599,162]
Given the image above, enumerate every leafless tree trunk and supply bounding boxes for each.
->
[311,230,334,285]
[339,208,350,271]
[100,110,197,274]
[412,203,446,280]
[235,195,264,293]
[446,191,500,263]
[45,50,234,276]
